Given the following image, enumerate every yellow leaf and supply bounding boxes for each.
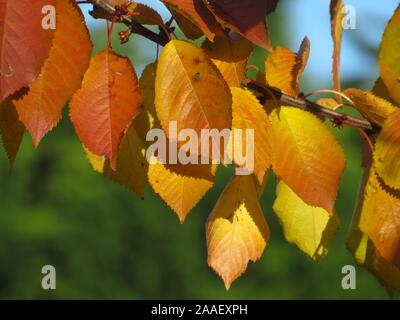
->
[207,175,270,289]
[202,34,253,87]
[86,124,148,199]
[379,5,400,106]
[374,109,400,190]
[357,166,400,268]
[330,0,345,101]
[373,77,393,103]
[135,62,159,142]
[265,37,310,96]
[148,156,216,223]
[347,166,400,291]
[273,181,339,262]
[0,98,24,168]
[316,98,342,110]
[14,0,92,147]
[344,88,397,126]
[231,87,272,183]
[270,107,345,214]
[155,40,232,159]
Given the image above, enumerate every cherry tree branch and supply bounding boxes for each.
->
[82,0,377,133]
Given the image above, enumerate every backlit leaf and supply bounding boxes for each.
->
[344,88,397,126]
[375,109,400,190]
[148,156,216,223]
[273,181,340,262]
[379,5,400,106]
[270,107,345,214]
[265,37,310,96]
[231,87,271,183]
[86,123,148,198]
[204,0,279,50]
[155,40,232,158]
[0,0,55,101]
[70,50,143,170]
[202,34,253,87]
[14,0,93,147]
[330,0,345,102]
[207,175,270,289]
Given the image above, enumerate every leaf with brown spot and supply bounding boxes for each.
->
[207,175,270,289]
[70,50,143,170]
[0,0,55,101]
[14,0,93,147]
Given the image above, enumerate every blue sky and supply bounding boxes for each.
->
[82,0,399,90]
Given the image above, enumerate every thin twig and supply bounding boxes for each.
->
[246,80,377,133]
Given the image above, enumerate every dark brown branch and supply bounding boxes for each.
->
[82,1,377,133]
[90,0,169,46]
[247,80,377,133]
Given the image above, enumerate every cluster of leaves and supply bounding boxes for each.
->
[0,0,399,291]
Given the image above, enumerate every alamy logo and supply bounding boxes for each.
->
[146,121,255,176]
[41,265,56,290]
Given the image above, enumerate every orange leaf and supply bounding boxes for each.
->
[358,167,400,268]
[70,50,143,170]
[0,0,55,101]
[330,0,345,102]
[207,175,270,289]
[148,155,216,223]
[270,107,345,214]
[202,34,253,87]
[265,37,310,96]
[0,98,24,167]
[374,109,400,190]
[344,88,397,126]
[204,0,279,50]
[379,5,400,106]
[155,40,232,160]
[231,88,272,183]
[13,0,92,147]
[162,0,223,40]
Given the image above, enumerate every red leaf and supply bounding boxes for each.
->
[0,0,55,101]
[70,50,143,170]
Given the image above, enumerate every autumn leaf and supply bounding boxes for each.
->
[230,87,272,183]
[316,98,342,110]
[344,88,397,126]
[330,0,345,102]
[379,5,400,106]
[13,0,92,147]
[0,0,55,101]
[162,0,222,40]
[265,37,310,96]
[202,34,253,87]
[85,123,148,198]
[374,109,400,190]
[135,62,159,142]
[273,181,340,262]
[128,2,163,26]
[0,98,24,167]
[204,0,279,50]
[347,166,400,292]
[155,40,232,160]
[373,77,393,103]
[270,107,345,214]
[355,166,400,269]
[70,50,143,170]
[148,155,216,223]
[207,175,270,289]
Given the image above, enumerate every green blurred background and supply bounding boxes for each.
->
[0,0,399,299]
